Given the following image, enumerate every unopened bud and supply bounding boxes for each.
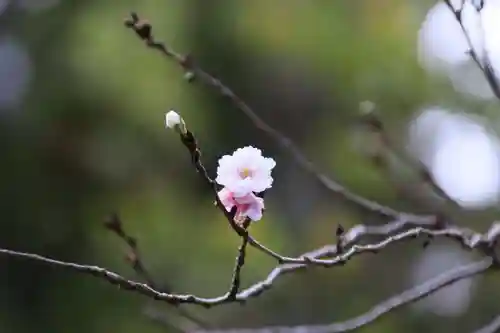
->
[165,110,187,134]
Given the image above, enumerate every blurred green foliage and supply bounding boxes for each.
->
[0,1,499,332]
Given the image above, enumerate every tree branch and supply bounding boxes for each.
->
[188,258,493,333]
[358,107,460,209]
[237,220,500,302]
[0,246,252,308]
[228,236,249,298]
[1,220,498,308]
[104,212,168,290]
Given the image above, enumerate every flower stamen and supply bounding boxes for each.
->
[239,168,252,179]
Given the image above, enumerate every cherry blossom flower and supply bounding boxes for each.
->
[215,146,276,195]
[218,187,265,222]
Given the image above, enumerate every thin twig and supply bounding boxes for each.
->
[233,220,500,301]
[0,248,214,306]
[443,0,500,99]
[473,314,500,333]
[176,126,243,235]
[1,221,496,307]
[104,213,167,290]
[359,110,460,209]
[104,213,210,329]
[339,217,439,247]
[246,221,498,267]
[123,12,434,223]
[0,246,256,307]
[189,258,493,333]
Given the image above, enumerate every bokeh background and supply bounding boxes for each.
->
[1,0,500,332]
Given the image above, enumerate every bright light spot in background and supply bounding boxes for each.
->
[418,0,500,99]
[0,37,32,109]
[16,0,60,12]
[448,60,497,99]
[432,120,500,207]
[410,244,477,317]
[408,107,500,209]
[408,107,450,166]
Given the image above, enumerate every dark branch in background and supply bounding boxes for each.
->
[123,12,435,224]
[104,213,210,329]
[358,106,460,210]
[443,0,500,98]
[189,258,493,333]
[104,213,163,289]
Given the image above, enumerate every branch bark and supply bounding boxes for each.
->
[187,258,494,333]
[1,221,498,308]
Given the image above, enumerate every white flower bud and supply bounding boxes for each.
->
[165,110,187,134]
[165,110,182,128]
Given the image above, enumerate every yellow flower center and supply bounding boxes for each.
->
[239,168,252,179]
